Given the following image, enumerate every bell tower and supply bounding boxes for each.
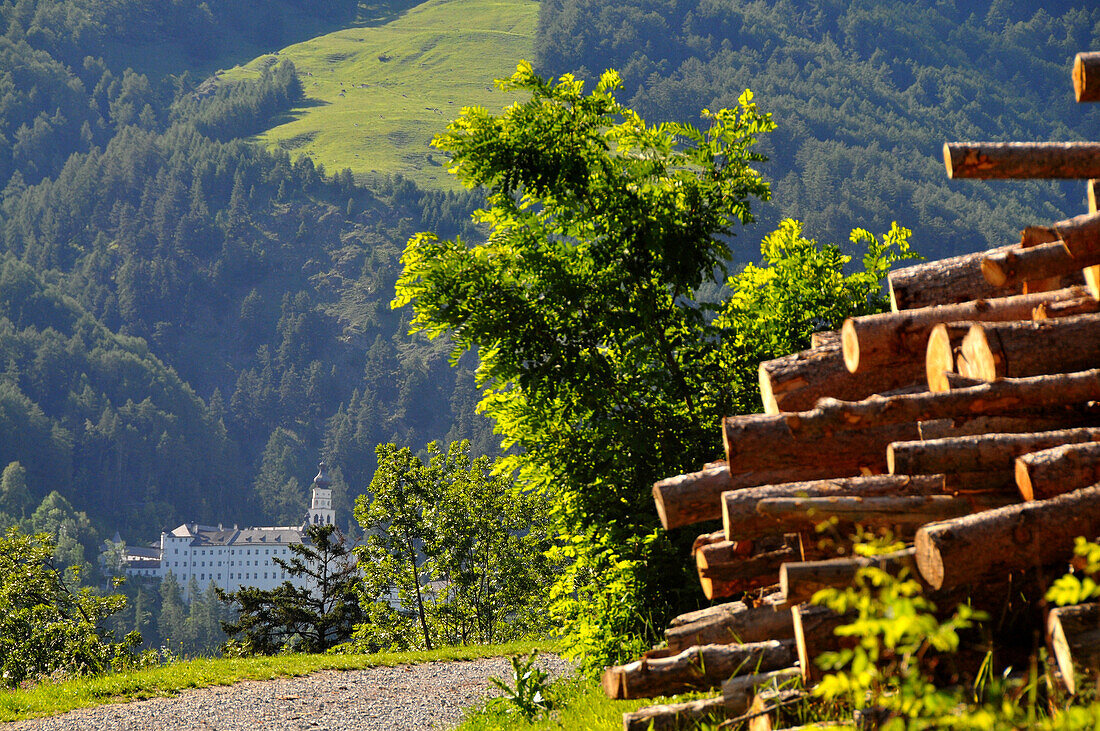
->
[307,461,336,527]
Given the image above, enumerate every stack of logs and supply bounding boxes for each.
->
[608,50,1100,731]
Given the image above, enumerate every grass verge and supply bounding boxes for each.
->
[0,639,555,723]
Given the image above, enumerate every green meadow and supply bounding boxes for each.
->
[223,0,538,190]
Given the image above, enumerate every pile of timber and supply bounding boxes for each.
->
[609,50,1100,730]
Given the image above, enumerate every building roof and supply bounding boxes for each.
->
[167,523,304,547]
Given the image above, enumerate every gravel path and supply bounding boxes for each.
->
[3,655,573,730]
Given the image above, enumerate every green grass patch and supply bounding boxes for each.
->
[0,640,555,723]
[223,0,538,191]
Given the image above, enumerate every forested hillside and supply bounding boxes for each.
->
[0,0,496,560]
[535,0,1100,262]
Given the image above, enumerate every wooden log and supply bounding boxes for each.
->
[925,322,969,393]
[604,640,796,700]
[887,246,1019,312]
[698,538,800,600]
[754,494,1014,538]
[888,427,1100,476]
[725,371,1100,474]
[747,688,806,731]
[666,598,795,652]
[960,313,1100,382]
[1083,180,1100,299]
[723,475,948,542]
[914,483,1100,591]
[980,241,1092,289]
[723,668,803,717]
[780,548,919,606]
[1074,52,1100,102]
[758,341,919,415]
[1033,293,1100,319]
[810,330,839,348]
[622,696,728,731]
[1048,602,1100,695]
[792,604,851,683]
[944,142,1100,179]
[1023,212,1100,257]
[1016,442,1100,501]
[843,286,1089,375]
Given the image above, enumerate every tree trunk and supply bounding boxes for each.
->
[1016,441,1100,501]
[698,540,800,600]
[666,597,794,653]
[753,494,1014,538]
[1048,601,1100,695]
[925,322,971,393]
[722,668,803,717]
[959,314,1100,382]
[843,286,1088,374]
[980,241,1092,289]
[603,640,796,700]
[622,696,728,731]
[722,475,947,542]
[780,548,919,606]
[1075,52,1100,102]
[793,604,853,682]
[887,427,1100,476]
[914,483,1100,590]
[944,142,1100,179]
[724,371,1100,474]
[887,247,1020,311]
[747,688,808,731]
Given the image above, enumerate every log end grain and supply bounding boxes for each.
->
[960,323,999,382]
[914,527,946,591]
[925,323,956,393]
[943,141,957,179]
[1084,265,1100,301]
[1075,52,1100,103]
[1015,458,1036,502]
[841,318,860,373]
[759,360,779,415]
[981,254,1010,288]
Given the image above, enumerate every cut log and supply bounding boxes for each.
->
[723,668,803,717]
[887,427,1100,476]
[843,286,1089,375]
[622,696,727,731]
[747,688,807,731]
[792,604,852,683]
[1023,211,1100,257]
[753,494,1014,537]
[722,475,948,542]
[960,313,1100,382]
[779,548,919,606]
[1033,293,1100,319]
[811,330,839,348]
[1016,442,1100,501]
[698,537,800,600]
[981,241,1090,289]
[944,142,1100,179]
[666,599,795,652]
[758,341,920,415]
[725,372,1100,474]
[914,483,1100,591]
[925,322,969,393]
[1074,52,1100,102]
[604,640,796,700]
[888,246,1020,312]
[1048,602,1100,695]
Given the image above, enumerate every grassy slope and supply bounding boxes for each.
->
[224,0,538,190]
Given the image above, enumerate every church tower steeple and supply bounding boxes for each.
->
[307,461,336,527]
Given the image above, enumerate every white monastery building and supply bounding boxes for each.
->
[121,462,338,598]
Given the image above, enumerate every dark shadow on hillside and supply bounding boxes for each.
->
[355,0,428,27]
[266,98,332,129]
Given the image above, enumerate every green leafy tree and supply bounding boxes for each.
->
[0,461,32,518]
[353,440,551,650]
[393,62,915,671]
[0,526,139,686]
[218,524,362,654]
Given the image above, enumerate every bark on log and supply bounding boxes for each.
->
[723,668,803,717]
[754,494,1014,537]
[1048,602,1100,695]
[888,247,1020,312]
[725,371,1100,475]
[622,696,728,731]
[666,599,795,652]
[960,314,1100,382]
[779,548,919,606]
[1016,442,1100,501]
[1075,52,1100,102]
[1023,211,1100,257]
[1033,293,1100,319]
[914,483,1100,591]
[887,427,1100,476]
[793,605,852,683]
[811,330,840,348]
[843,287,1088,375]
[926,322,970,393]
[944,142,1100,179]
[698,538,800,600]
[723,475,948,542]
[604,640,796,700]
[981,241,1092,289]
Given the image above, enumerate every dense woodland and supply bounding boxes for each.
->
[0,0,1098,656]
